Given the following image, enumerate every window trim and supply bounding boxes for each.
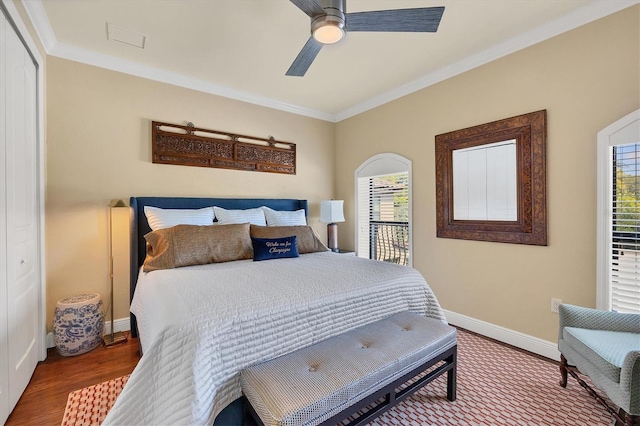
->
[355,153,412,267]
[596,109,640,311]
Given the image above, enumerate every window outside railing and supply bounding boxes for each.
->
[370,220,409,266]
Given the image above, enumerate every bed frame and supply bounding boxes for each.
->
[129,196,309,337]
[128,196,308,425]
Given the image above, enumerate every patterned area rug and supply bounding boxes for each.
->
[363,329,615,426]
[61,375,129,426]
[61,329,615,426]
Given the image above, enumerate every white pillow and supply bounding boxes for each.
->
[144,206,215,231]
[213,206,267,226]
[263,207,307,226]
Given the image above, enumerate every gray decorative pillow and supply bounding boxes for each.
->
[143,223,252,272]
[250,225,328,254]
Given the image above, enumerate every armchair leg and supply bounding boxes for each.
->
[559,354,568,388]
[615,408,639,426]
[561,356,636,426]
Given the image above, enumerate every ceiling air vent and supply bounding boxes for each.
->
[106,22,146,49]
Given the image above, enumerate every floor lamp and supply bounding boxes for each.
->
[320,200,345,252]
[103,199,129,346]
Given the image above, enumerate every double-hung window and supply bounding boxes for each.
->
[597,110,640,313]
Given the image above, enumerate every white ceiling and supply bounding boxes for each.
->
[23,0,638,121]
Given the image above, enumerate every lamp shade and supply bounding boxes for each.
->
[320,200,345,223]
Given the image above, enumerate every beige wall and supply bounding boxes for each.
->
[44,6,639,341]
[335,6,640,343]
[46,58,335,329]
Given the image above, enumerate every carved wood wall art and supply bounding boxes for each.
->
[435,110,547,245]
[152,121,296,175]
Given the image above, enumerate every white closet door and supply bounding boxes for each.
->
[0,11,10,425]
[3,11,38,415]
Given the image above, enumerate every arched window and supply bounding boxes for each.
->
[355,153,412,266]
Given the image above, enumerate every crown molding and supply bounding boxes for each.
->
[20,1,336,122]
[50,42,336,122]
[334,0,640,121]
[21,0,638,124]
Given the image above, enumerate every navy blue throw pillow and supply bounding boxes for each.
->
[251,236,299,261]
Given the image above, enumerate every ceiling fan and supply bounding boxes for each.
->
[287,0,445,76]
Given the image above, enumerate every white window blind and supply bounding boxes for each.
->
[357,172,409,266]
[610,143,640,313]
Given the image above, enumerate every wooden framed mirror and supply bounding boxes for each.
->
[435,110,547,245]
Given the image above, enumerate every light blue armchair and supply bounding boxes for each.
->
[558,304,640,426]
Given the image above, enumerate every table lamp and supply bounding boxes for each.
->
[320,200,345,252]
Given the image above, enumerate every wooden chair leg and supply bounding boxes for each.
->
[615,408,639,426]
[559,354,568,388]
[561,358,635,426]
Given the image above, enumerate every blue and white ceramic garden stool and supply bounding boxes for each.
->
[53,293,104,356]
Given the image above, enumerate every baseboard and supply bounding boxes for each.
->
[46,317,131,349]
[443,309,561,361]
[45,312,560,361]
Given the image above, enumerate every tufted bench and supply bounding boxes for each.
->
[241,311,457,426]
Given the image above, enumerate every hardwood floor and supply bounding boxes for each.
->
[5,333,140,426]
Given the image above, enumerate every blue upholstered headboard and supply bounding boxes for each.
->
[129,196,309,337]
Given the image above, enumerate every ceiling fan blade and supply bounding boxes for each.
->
[347,7,445,32]
[286,37,323,77]
[290,0,326,18]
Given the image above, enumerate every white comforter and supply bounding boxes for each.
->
[102,252,445,426]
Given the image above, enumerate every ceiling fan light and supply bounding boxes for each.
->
[313,22,345,45]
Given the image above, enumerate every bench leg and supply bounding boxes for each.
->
[446,349,457,402]
[242,396,262,426]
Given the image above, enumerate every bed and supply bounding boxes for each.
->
[102,196,446,426]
